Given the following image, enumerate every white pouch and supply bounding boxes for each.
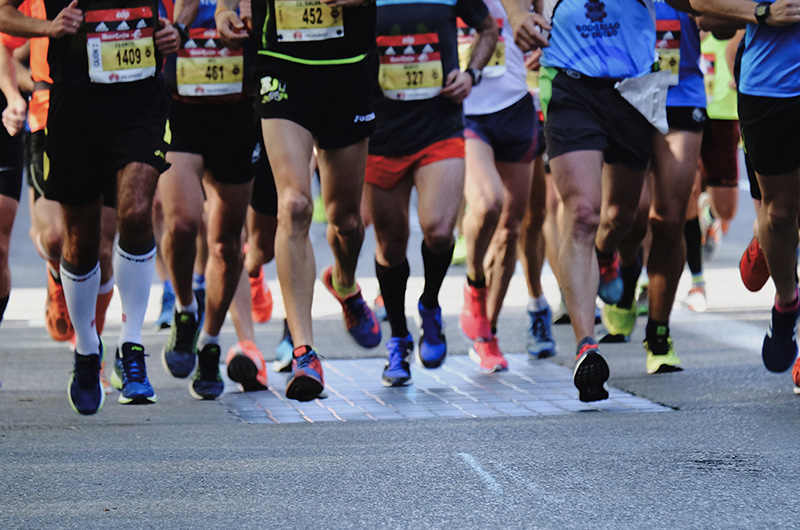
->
[614,70,671,135]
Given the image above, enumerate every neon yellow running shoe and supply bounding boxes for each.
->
[644,336,683,374]
[601,303,637,337]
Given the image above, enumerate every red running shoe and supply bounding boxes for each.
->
[460,283,491,341]
[249,268,273,323]
[45,267,74,342]
[739,236,770,292]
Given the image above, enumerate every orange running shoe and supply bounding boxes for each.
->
[793,356,800,395]
[740,236,770,292]
[249,268,273,324]
[226,340,268,391]
[460,283,491,341]
[45,268,74,342]
[468,336,508,373]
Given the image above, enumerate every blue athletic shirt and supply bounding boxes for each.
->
[740,5,800,98]
[541,0,656,79]
[655,2,704,108]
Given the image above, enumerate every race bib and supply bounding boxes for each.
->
[377,33,443,101]
[177,28,244,96]
[457,18,506,78]
[86,7,156,84]
[275,0,343,42]
[655,19,681,86]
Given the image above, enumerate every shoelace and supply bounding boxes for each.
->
[386,339,408,371]
[75,355,100,387]
[343,296,369,329]
[197,349,220,380]
[530,313,550,342]
[420,308,443,343]
[295,350,319,370]
[122,351,148,383]
[172,312,197,352]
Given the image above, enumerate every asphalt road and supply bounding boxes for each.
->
[2,187,800,529]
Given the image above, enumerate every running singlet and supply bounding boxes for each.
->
[655,2,704,109]
[250,0,376,63]
[162,0,254,101]
[369,0,489,157]
[541,0,656,79]
[739,4,800,98]
[45,0,162,86]
[462,0,527,116]
[700,35,737,120]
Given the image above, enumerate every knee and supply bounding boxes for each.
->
[278,192,313,231]
[166,215,200,245]
[329,211,363,242]
[469,193,503,229]
[40,225,63,259]
[566,202,600,241]
[423,228,455,255]
[117,202,153,235]
[763,199,799,232]
[209,236,242,268]
[376,232,407,267]
[602,202,637,233]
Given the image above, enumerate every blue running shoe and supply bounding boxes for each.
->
[68,340,105,415]
[118,342,157,405]
[527,307,556,359]
[190,344,224,400]
[285,346,324,402]
[417,301,446,368]
[598,252,623,305]
[763,302,800,373]
[383,334,413,387]
[161,308,201,378]
[154,285,175,330]
[321,266,381,349]
[273,319,294,373]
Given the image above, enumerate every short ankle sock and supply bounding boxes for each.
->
[197,330,219,351]
[528,294,549,313]
[332,273,358,298]
[577,336,597,353]
[293,345,313,358]
[645,319,670,342]
[691,273,705,287]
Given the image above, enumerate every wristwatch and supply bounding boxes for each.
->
[466,67,482,87]
[755,1,771,26]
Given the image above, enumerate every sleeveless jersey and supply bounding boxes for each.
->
[541,0,656,79]
[463,0,527,116]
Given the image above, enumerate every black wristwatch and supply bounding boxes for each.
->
[755,1,771,26]
[174,22,190,46]
[466,67,482,87]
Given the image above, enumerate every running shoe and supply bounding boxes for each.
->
[469,336,508,373]
[67,340,105,415]
[249,268,273,324]
[553,295,602,325]
[99,360,113,396]
[273,319,294,373]
[321,266,381,349]
[417,301,447,368]
[226,340,268,392]
[644,336,683,374]
[118,342,157,405]
[373,292,388,322]
[597,251,623,305]
[285,346,324,402]
[460,283,491,341]
[792,357,800,395]
[740,237,770,293]
[526,307,555,359]
[110,347,124,391]
[699,192,722,262]
[573,341,609,402]
[451,234,467,266]
[190,343,224,400]
[382,334,413,387]
[636,281,650,316]
[161,308,201,378]
[762,302,800,373]
[154,285,175,330]
[45,267,74,342]
[601,303,637,337]
[685,285,707,313]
